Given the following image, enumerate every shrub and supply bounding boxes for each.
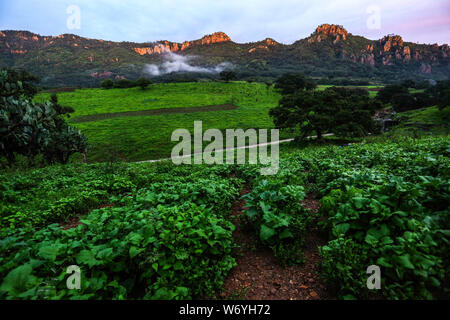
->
[376,84,409,104]
[391,92,418,112]
[242,179,315,265]
[274,73,316,95]
[100,79,114,89]
[114,79,136,88]
[135,78,152,90]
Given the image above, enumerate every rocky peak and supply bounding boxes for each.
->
[247,38,278,53]
[179,32,231,51]
[199,32,231,45]
[380,35,403,52]
[264,38,278,46]
[308,24,349,43]
[315,24,348,37]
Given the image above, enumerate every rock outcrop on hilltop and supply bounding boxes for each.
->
[248,38,279,53]
[308,24,349,43]
[132,32,231,56]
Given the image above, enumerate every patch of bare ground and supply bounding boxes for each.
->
[220,188,332,300]
[59,204,114,230]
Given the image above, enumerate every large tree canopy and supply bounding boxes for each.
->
[376,84,409,104]
[270,87,380,140]
[274,73,316,95]
[0,69,87,165]
[426,80,450,110]
[0,68,40,99]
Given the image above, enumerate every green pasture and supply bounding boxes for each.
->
[35,82,281,161]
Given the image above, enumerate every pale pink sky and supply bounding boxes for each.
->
[0,0,449,44]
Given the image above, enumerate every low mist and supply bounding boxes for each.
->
[144,52,232,76]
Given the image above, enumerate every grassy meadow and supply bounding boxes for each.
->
[35,82,281,161]
[34,82,389,162]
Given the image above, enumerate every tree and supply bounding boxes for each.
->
[274,73,316,95]
[426,80,450,110]
[220,71,237,82]
[413,92,434,108]
[376,84,409,104]
[0,68,40,99]
[50,94,75,116]
[269,87,379,140]
[401,79,416,89]
[100,79,114,89]
[0,69,87,165]
[114,79,135,88]
[135,77,152,90]
[391,93,417,112]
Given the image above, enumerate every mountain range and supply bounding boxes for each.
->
[1,24,449,87]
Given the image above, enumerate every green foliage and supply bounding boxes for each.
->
[426,80,450,110]
[0,68,40,99]
[0,135,448,300]
[219,71,237,82]
[274,73,316,95]
[135,77,152,90]
[296,137,450,299]
[0,70,87,165]
[0,162,241,299]
[270,86,379,140]
[0,203,236,299]
[100,79,114,89]
[391,92,418,112]
[241,162,317,265]
[401,79,416,89]
[114,79,136,89]
[376,84,409,104]
[34,82,282,162]
[377,80,450,113]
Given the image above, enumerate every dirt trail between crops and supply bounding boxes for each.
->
[220,186,332,300]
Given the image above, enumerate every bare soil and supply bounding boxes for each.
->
[59,204,113,230]
[220,187,332,300]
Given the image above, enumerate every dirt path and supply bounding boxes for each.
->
[137,134,334,164]
[72,104,238,123]
[220,186,332,300]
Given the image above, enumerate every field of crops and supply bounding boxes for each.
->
[1,136,448,299]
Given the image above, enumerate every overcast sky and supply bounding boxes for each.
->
[0,0,449,45]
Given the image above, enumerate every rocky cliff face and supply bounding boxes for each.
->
[132,32,231,56]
